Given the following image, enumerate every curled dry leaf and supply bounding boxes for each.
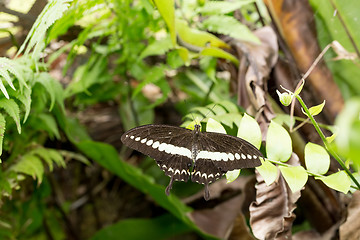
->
[250,154,302,239]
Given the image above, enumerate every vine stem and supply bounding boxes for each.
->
[295,95,360,190]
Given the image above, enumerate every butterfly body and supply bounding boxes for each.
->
[121,124,262,200]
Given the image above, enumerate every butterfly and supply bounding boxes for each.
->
[121,123,262,200]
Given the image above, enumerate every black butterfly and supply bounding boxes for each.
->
[121,124,262,200]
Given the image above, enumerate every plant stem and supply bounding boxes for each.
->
[295,95,360,190]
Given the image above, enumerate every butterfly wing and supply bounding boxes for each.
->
[192,131,262,184]
[121,125,194,193]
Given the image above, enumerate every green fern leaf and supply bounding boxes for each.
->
[0,114,5,158]
[35,72,64,111]
[48,149,66,168]
[202,15,260,44]
[17,0,72,60]
[37,113,60,139]
[10,87,31,123]
[11,154,44,183]
[0,99,21,134]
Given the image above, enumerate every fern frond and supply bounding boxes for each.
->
[17,0,72,60]
[0,114,5,159]
[0,57,29,99]
[37,113,60,139]
[10,87,31,123]
[34,72,64,111]
[202,15,260,44]
[10,154,44,184]
[0,99,21,134]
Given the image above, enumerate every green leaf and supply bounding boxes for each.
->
[202,15,260,44]
[315,171,351,194]
[153,0,176,46]
[200,47,239,65]
[91,214,190,240]
[256,159,278,186]
[176,19,229,49]
[206,118,226,134]
[335,98,360,168]
[139,36,173,59]
[226,169,240,183]
[37,113,60,139]
[279,166,308,193]
[10,86,31,123]
[35,72,64,111]
[0,98,21,134]
[17,0,72,60]
[304,142,330,175]
[0,114,5,158]
[308,100,326,116]
[294,79,305,96]
[266,121,292,162]
[11,154,44,183]
[276,90,293,106]
[237,113,261,149]
[197,0,255,15]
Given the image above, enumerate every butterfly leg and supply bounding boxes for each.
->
[204,183,210,201]
[165,176,175,196]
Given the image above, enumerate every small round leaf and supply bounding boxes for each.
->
[256,159,278,185]
[237,113,262,149]
[226,169,240,183]
[305,142,330,175]
[266,121,292,162]
[315,171,351,194]
[279,166,308,193]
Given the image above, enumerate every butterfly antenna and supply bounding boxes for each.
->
[200,103,218,123]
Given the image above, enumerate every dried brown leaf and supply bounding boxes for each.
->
[250,154,301,240]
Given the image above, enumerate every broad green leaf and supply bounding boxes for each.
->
[206,118,226,134]
[91,214,190,240]
[308,100,326,116]
[272,114,295,129]
[11,154,44,183]
[266,121,292,162]
[237,113,261,149]
[279,166,308,193]
[0,114,5,158]
[197,0,255,15]
[256,159,278,185]
[304,142,330,175]
[202,15,260,44]
[335,98,360,168]
[0,98,21,134]
[217,100,239,113]
[226,169,240,183]
[176,47,190,65]
[200,47,239,65]
[211,113,241,128]
[153,0,176,46]
[176,19,229,49]
[315,171,351,194]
